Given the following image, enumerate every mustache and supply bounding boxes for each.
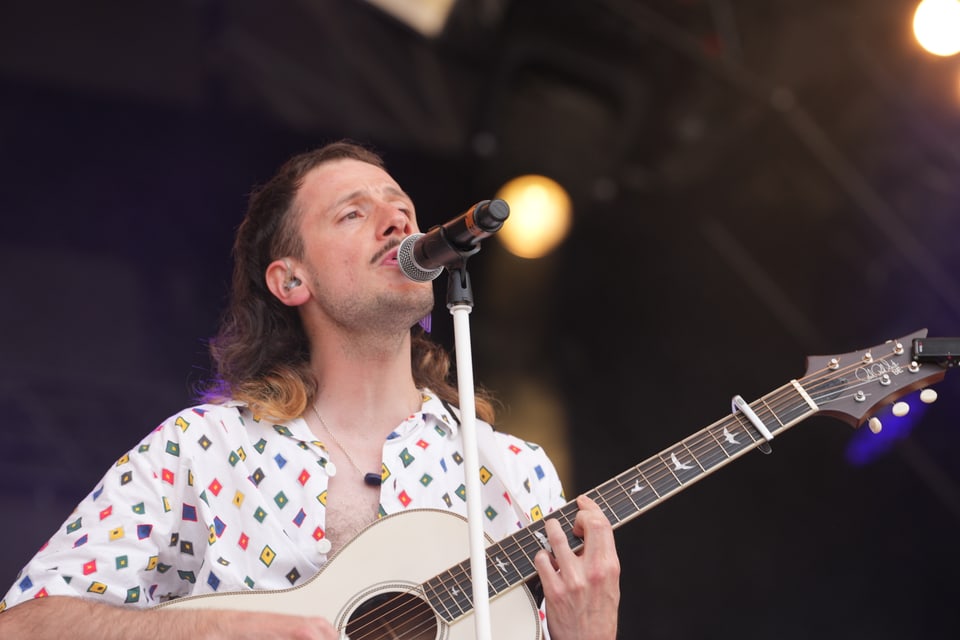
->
[371,238,402,265]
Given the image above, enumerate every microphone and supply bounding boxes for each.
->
[397,199,510,282]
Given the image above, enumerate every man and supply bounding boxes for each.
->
[0,141,620,639]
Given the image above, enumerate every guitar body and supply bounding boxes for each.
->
[160,509,542,639]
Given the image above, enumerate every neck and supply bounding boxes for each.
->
[309,332,422,438]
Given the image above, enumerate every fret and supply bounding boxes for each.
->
[657,447,701,486]
[756,397,784,430]
[611,468,642,507]
[766,386,815,428]
[704,421,735,458]
[683,431,723,471]
[552,506,583,551]
[706,417,752,457]
[634,466,661,500]
[608,471,647,521]
[640,457,679,497]
[485,543,518,594]
[731,412,763,444]
[679,441,707,472]
[424,570,466,623]
[500,526,542,579]
[592,484,623,525]
[422,576,458,623]
[446,562,475,615]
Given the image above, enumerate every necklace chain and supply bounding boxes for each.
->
[311,404,370,479]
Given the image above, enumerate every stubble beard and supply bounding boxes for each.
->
[365,286,435,334]
[323,282,435,337]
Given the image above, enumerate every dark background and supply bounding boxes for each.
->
[2,1,959,637]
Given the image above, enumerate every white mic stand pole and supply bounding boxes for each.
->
[445,263,492,640]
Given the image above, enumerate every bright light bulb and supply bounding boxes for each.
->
[495,175,573,259]
[913,0,960,57]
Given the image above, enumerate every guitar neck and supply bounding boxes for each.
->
[422,380,817,623]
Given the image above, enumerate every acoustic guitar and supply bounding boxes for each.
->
[161,328,955,639]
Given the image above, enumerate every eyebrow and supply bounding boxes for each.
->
[330,186,413,211]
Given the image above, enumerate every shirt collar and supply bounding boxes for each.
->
[415,389,461,437]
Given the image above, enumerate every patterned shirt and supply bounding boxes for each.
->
[1,390,565,630]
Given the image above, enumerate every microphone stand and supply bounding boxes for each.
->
[444,254,493,640]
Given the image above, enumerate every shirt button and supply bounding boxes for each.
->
[325,461,337,477]
[316,538,332,554]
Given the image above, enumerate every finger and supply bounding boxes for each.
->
[572,495,615,547]
[543,514,579,566]
[533,547,558,577]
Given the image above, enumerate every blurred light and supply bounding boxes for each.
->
[495,175,573,259]
[913,0,960,57]
[364,0,457,38]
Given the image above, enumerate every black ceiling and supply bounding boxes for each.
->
[2,1,960,637]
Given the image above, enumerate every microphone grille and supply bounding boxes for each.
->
[397,234,443,282]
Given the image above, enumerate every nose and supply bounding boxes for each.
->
[379,204,414,239]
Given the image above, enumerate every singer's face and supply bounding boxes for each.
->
[290,158,434,331]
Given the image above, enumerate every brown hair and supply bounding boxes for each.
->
[202,140,496,423]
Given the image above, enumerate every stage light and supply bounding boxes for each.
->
[913,0,960,57]
[494,175,573,259]
[364,0,457,38]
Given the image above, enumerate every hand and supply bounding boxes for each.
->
[533,495,621,640]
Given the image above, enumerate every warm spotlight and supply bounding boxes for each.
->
[494,175,573,259]
[364,0,457,38]
[913,0,960,57]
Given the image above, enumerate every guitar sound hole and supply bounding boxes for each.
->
[345,590,440,640]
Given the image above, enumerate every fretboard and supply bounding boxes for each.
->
[421,380,818,623]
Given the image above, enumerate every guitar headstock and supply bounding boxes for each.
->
[800,328,949,428]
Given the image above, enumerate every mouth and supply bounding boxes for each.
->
[374,241,401,266]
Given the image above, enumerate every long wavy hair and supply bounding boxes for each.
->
[202,140,497,423]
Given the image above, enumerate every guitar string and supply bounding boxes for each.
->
[582,359,869,526]
[581,353,904,537]
[406,355,881,619]
[337,350,908,636]
[344,589,439,639]
[480,355,889,585]
[505,349,904,609]
[357,601,437,640]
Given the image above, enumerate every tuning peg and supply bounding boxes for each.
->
[920,388,938,404]
[868,417,883,434]
[892,401,910,417]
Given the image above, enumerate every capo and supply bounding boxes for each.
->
[732,394,773,454]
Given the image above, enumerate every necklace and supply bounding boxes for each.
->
[311,404,382,487]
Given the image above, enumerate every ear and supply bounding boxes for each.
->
[265,258,310,306]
